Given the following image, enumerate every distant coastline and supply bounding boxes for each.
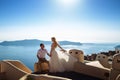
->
[0,39,82,46]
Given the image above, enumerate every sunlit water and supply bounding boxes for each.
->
[0,43,118,71]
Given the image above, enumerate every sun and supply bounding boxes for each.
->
[59,0,77,6]
[56,0,79,7]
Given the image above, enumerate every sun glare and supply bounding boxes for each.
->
[56,0,80,7]
[59,0,77,6]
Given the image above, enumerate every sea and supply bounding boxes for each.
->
[0,43,119,71]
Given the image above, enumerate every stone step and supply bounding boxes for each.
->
[0,72,7,80]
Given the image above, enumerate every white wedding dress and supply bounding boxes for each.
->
[49,49,77,73]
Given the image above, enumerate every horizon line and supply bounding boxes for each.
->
[0,39,120,44]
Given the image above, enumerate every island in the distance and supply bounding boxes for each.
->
[0,39,82,46]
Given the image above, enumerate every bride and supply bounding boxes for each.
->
[49,37,77,73]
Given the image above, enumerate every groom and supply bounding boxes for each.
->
[36,43,50,73]
[37,43,50,63]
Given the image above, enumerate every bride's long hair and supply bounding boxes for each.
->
[51,37,58,48]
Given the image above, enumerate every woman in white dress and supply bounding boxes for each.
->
[49,37,77,73]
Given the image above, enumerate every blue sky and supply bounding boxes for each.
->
[0,0,120,42]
